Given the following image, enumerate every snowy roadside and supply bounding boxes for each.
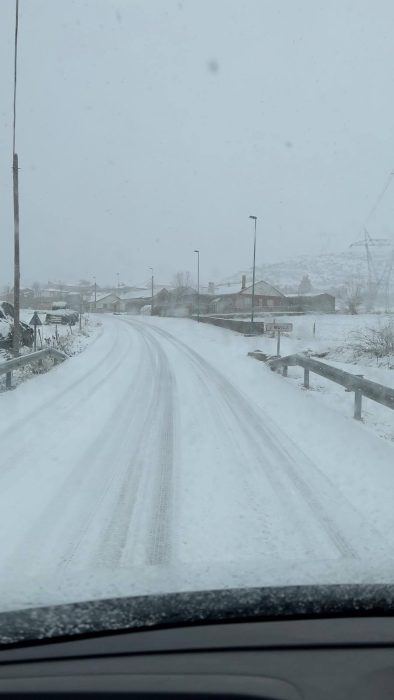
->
[245,312,394,366]
[0,312,102,391]
[240,312,394,442]
[138,314,394,444]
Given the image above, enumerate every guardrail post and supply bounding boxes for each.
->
[354,389,363,420]
[6,371,12,390]
[261,353,394,420]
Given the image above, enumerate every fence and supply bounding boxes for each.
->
[0,348,67,390]
[249,351,394,420]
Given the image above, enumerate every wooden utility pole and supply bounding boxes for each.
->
[13,153,20,354]
[12,0,21,356]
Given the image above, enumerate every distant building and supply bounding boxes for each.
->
[7,287,34,308]
[285,293,335,313]
[118,289,152,313]
[116,284,174,313]
[86,292,121,312]
[209,277,286,314]
[153,287,212,317]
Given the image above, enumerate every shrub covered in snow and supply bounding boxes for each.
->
[350,321,394,363]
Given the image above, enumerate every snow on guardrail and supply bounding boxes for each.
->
[0,348,67,390]
[248,350,394,420]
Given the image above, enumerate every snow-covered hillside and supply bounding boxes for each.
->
[221,247,393,297]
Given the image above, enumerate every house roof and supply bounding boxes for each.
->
[240,280,284,297]
[86,292,120,303]
[175,286,197,295]
[285,292,334,299]
[211,279,284,298]
[211,281,242,296]
[118,285,172,301]
[119,289,152,300]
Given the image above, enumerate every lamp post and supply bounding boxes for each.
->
[93,276,97,312]
[12,0,21,358]
[249,215,257,333]
[149,267,154,315]
[194,249,200,322]
[116,272,120,312]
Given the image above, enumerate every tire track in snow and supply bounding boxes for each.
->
[130,326,279,559]
[0,322,135,488]
[131,320,386,561]
[57,332,161,571]
[142,328,175,566]
[94,323,176,568]
[1,323,150,575]
[55,323,175,571]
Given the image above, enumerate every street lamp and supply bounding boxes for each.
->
[194,249,200,322]
[93,276,97,311]
[249,215,257,333]
[149,267,154,314]
[116,272,120,312]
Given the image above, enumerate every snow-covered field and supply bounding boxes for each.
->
[0,314,394,612]
[248,313,394,442]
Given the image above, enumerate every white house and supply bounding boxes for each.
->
[117,284,173,313]
[86,292,121,312]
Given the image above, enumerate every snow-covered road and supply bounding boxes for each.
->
[1,315,394,610]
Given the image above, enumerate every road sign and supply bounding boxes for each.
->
[265,322,293,332]
[29,312,42,326]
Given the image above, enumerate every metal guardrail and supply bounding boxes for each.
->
[249,351,394,420]
[0,348,67,390]
[196,316,266,334]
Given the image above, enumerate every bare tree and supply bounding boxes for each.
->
[172,271,192,290]
[172,271,193,301]
[344,281,364,314]
[298,274,313,294]
[32,281,41,297]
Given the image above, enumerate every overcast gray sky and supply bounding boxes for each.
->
[1,0,394,287]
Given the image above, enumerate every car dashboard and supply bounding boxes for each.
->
[1,615,394,699]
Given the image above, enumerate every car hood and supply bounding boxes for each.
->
[1,583,394,647]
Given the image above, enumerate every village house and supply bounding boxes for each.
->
[209,276,286,314]
[86,292,121,312]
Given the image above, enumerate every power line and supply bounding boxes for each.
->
[365,170,394,224]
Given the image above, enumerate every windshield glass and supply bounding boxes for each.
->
[1,0,394,625]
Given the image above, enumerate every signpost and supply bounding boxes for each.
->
[264,322,293,357]
[264,322,293,333]
[29,311,42,351]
